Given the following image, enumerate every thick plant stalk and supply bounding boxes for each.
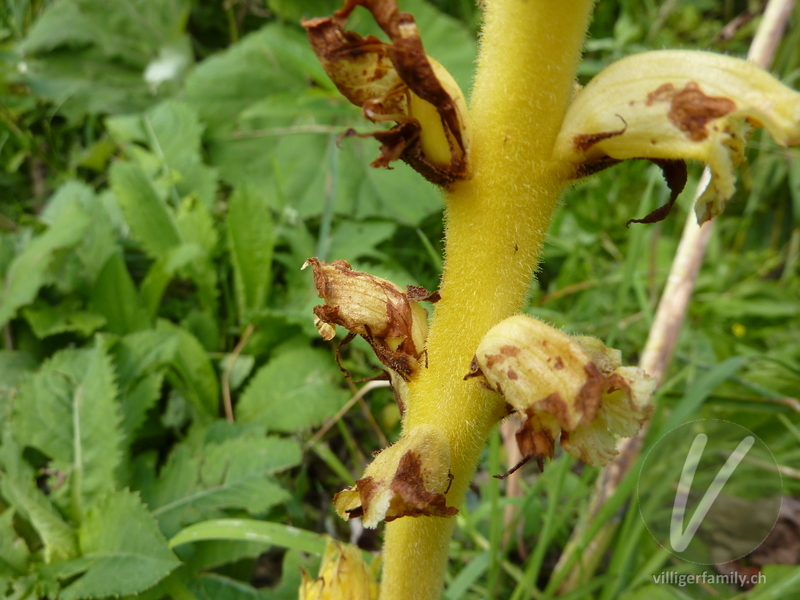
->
[552,0,796,590]
[378,2,595,599]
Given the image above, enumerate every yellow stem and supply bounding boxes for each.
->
[379,1,595,599]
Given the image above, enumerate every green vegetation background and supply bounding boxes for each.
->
[0,0,798,598]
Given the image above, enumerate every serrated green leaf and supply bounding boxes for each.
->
[14,342,123,520]
[0,436,78,561]
[110,161,182,258]
[157,320,218,422]
[150,436,299,535]
[0,351,36,389]
[22,303,106,338]
[146,101,218,208]
[0,200,91,328]
[59,489,181,600]
[0,508,29,575]
[227,186,274,323]
[112,330,179,440]
[170,518,326,556]
[235,347,348,432]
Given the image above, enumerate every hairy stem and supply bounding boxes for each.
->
[379,2,594,599]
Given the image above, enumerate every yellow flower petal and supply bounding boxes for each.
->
[299,537,380,600]
[333,424,457,528]
[553,50,800,223]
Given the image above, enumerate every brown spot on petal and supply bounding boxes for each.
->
[572,115,627,152]
[669,82,736,142]
[645,81,736,142]
[507,369,518,380]
[553,357,564,370]
[386,450,458,521]
[577,362,605,425]
[538,392,570,425]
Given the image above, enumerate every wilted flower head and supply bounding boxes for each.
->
[299,537,379,600]
[467,315,655,468]
[333,424,457,528]
[553,50,800,224]
[304,258,435,381]
[302,0,470,184]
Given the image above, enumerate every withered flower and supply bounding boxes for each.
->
[553,50,800,224]
[302,0,470,185]
[299,537,380,600]
[467,315,655,469]
[304,258,432,381]
[333,424,457,528]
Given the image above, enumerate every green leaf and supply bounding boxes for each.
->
[0,508,30,575]
[149,436,300,535]
[14,342,123,519]
[22,303,106,338]
[181,540,270,574]
[157,320,218,422]
[146,100,218,208]
[170,518,327,556]
[236,346,349,432]
[59,489,181,600]
[0,200,91,328]
[187,574,262,600]
[110,161,182,258]
[112,330,179,440]
[90,251,149,335]
[0,436,78,561]
[19,0,192,120]
[183,24,327,132]
[227,186,274,322]
[749,565,800,599]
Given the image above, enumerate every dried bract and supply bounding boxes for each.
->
[299,537,379,600]
[470,315,655,467]
[553,50,800,223]
[333,424,457,528]
[302,0,470,185]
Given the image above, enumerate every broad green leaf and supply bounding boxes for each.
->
[146,101,218,208]
[227,186,274,322]
[183,24,328,132]
[19,0,192,120]
[139,243,205,319]
[0,436,78,561]
[157,320,218,422]
[236,347,349,432]
[0,200,91,328]
[0,351,36,389]
[112,330,179,440]
[14,342,123,519]
[187,574,262,600]
[266,0,339,22]
[170,518,327,556]
[110,161,182,258]
[22,303,106,338]
[90,251,149,335]
[181,540,270,574]
[327,220,397,263]
[149,436,299,535]
[59,490,181,600]
[0,508,29,575]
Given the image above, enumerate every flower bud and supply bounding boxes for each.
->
[469,315,655,467]
[333,424,457,528]
[553,50,800,223]
[299,537,379,600]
